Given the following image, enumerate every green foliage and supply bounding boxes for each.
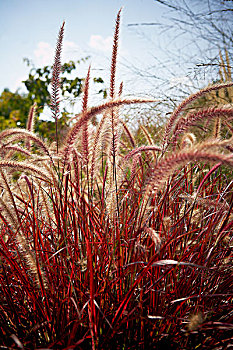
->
[37,111,70,144]
[23,58,87,110]
[0,58,106,141]
[0,89,32,129]
[23,57,107,110]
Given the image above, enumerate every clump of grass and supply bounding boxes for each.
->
[0,10,233,350]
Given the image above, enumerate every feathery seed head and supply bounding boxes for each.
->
[144,227,161,252]
[110,8,122,99]
[181,133,196,148]
[187,313,204,332]
[50,21,65,120]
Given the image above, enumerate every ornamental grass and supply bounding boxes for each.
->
[0,10,232,350]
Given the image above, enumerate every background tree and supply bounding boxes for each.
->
[126,0,233,125]
[0,58,106,141]
[0,89,32,130]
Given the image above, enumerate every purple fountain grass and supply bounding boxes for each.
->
[121,120,136,147]
[123,145,161,162]
[26,103,37,150]
[213,116,221,139]
[81,66,91,168]
[118,81,123,97]
[1,144,32,159]
[0,169,21,224]
[110,8,122,99]
[0,10,233,350]
[0,128,53,161]
[50,21,65,119]
[162,81,233,150]
[0,160,51,182]
[119,145,162,184]
[50,21,65,153]
[140,125,160,161]
[144,148,233,195]
[26,103,37,133]
[224,120,233,135]
[1,159,232,348]
[90,112,110,193]
[61,98,154,172]
[172,106,233,147]
[0,196,19,231]
[106,8,123,221]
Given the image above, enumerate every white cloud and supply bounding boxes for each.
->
[63,41,81,61]
[34,42,54,66]
[39,105,54,121]
[33,41,81,66]
[89,35,113,52]
[11,75,28,93]
[63,40,80,53]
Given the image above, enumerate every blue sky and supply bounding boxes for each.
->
[1,0,216,122]
[0,0,168,93]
